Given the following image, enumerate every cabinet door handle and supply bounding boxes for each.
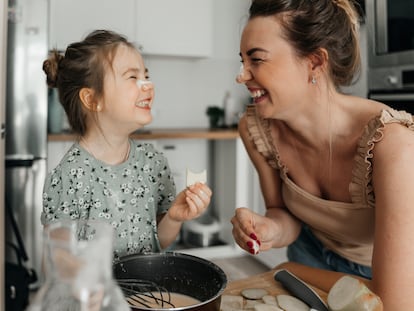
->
[163,145,176,150]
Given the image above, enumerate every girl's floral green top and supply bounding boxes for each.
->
[42,140,176,260]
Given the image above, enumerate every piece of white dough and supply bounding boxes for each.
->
[276,294,309,311]
[251,239,260,254]
[262,295,278,306]
[241,288,269,300]
[254,303,284,311]
[186,169,207,187]
[220,295,244,310]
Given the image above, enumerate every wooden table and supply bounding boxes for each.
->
[223,268,328,303]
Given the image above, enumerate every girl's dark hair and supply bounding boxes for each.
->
[248,0,362,88]
[42,29,136,136]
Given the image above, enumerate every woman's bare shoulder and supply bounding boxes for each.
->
[372,120,414,169]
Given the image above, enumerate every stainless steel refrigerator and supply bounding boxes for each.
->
[5,0,48,286]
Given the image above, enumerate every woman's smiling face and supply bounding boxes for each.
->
[237,16,311,119]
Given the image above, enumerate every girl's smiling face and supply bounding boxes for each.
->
[98,44,154,133]
[237,16,312,119]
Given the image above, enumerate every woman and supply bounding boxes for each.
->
[42,30,212,260]
[231,0,414,308]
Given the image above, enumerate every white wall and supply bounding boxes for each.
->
[144,0,251,129]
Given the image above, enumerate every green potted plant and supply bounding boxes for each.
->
[206,106,224,129]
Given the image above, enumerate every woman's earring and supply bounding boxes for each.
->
[311,76,317,84]
[96,104,102,111]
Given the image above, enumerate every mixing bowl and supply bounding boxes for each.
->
[113,252,227,311]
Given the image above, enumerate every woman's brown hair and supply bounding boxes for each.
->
[248,0,362,89]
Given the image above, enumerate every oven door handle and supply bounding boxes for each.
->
[369,93,414,101]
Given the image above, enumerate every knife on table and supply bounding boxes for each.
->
[274,269,329,311]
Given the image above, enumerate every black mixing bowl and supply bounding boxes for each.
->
[113,252,227,311]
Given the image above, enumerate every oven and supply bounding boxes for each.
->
[366,0,414,95]
[368,90,414,115]
[367,66,414,115]
[366,0,414,68]
[366,0,414,113]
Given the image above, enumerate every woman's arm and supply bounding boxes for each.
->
[370,123,414,309]
[232,116,301,252]
[277,124,414,309]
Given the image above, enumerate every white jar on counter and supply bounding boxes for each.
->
[223,91,238,128]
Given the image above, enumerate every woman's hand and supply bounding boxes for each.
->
[231,207,273,255]
[231,207,300,255]
[168,183,212,222]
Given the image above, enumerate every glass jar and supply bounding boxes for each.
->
[27,220,129,311]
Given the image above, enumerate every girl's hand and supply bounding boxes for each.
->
[168,183,212,222]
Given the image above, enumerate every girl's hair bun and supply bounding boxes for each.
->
[42,50,64,88]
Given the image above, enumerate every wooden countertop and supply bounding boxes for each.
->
[48,128,239,141]
[223,268,328,304]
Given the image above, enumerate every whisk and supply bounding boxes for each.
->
[116,279,175,309]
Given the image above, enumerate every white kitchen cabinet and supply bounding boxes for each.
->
[212,138,251,245]
[135,0,213,57]
[48,0,135,50]
[49,0,212,57]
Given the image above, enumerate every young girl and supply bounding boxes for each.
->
[42,29,212,260]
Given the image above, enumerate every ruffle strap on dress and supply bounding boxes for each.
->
[246,106,414,208]
[350,109,414,207]
[245,106,288,178]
